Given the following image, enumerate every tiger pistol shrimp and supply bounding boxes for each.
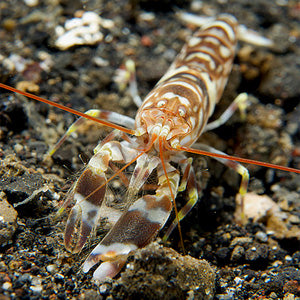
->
[1,14,300,283]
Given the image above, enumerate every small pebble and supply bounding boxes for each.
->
[99,284,108,294]
[269,292,278,298]
[14,143,23,153]
[255,231,268,242]
[283,293,295,300]
[30,285,43,293]
[24,0,38,7]
[234,277,243,285]
[285,255,292,261]
[46,264,57,274]
[231,245,245,261]
[55,12,114,50]
[54,273,64,281]
[230,237,253,247]
[2,282,12,290]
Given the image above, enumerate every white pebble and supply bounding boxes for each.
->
[54,11,109,50]
[93,57,109,67]
[285,255,292,261]
[65,18,83,30]
[30,285,43,293]
[46,264,57,274]
[2,282,12,290]
[82,12,101,24]
[24,0,38,7]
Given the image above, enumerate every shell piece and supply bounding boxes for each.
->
[55,12,114,50]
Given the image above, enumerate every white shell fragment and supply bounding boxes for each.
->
[236,192,281,222]
[55,12,114,50]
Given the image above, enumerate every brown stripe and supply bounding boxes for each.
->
[194,32,232,49]
[143,194,173,212]
[101,209,161,248]
[76,168,106,206]
[165,71,209,117]
[207,24,236,43]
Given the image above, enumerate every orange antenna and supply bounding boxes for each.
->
[159,137,186,254]
[177,145,300,174]
[0,83,135,135]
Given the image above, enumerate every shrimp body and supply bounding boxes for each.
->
[2,12,297,284]
[136,14,238,149]
[1,7,299,285]
[64,14,241,282]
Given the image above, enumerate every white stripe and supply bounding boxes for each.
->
[197,45,218,56]
[189,116,196,128]
[186,52,216,70]
[162,92,190,107]
[203,28,226,40]
[219,45,231,58]
[197,109,203,126]
[163,80,201,98]
[180,135,192,146]
[83,242,137,272]
[188,36,202,47]
[141,100,153,109]
[74,193,101,223]
[158,65,190,83]
[74,192,85,203]
[74,193,101,213]
[204,78,217,115]
[210,21,235,42]
[216,65,223,74]
[129,198,169,224]
[204,36,221,45]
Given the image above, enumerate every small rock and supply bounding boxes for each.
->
[114,242,216,300]
[0,192,18,245]
[216,247,230,262]
[55,12,114,50]
[30,285,43,293]
[231,245,245,262]
[283,280,300,296]
[269,292,278,299]
[259,54,300,102]
[230,237,253,247]
[46,264,57,274]
[267,215,289,239]
[245,244,268,265]
[2,281,12,290]
[236,192,280,223]
[283,293,295,300]
[255,231,268,242]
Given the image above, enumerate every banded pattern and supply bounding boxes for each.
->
[82,162,179,280]
[1,12,298,285]
[52,14,251,283]
[136,14,238,147]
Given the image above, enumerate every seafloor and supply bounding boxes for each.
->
[0,0,299,299]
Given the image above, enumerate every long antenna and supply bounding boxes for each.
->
[159,137,186,254]
[2,83,299,174]
[177,145,300,174]
[0,83,135,135]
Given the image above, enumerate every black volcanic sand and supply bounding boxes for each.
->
[0,0,299,299]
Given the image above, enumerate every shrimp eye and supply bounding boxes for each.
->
[157,100,166,107]
[178,106,186,117]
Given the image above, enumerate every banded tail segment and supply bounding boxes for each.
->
[136,15,238,146]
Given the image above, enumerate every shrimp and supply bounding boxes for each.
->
[0,14,299,283]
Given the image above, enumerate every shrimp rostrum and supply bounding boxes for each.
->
[1,14,299,283]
